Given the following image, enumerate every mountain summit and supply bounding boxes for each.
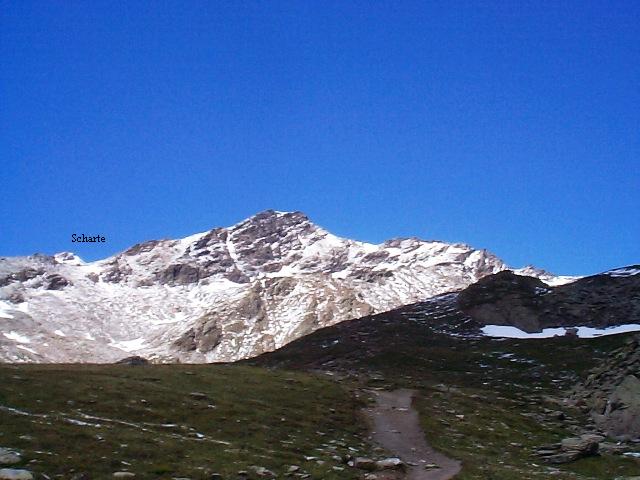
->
[0,210,574,363]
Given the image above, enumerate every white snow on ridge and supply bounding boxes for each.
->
[54,252,85,265]
[482,324,640,339]
[301,232,346,258]
[177,230,209,248]
[605,266,640,278]
[541,276,579,286]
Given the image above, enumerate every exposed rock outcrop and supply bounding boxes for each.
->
[43,273,70,290]
[115,356,150,365]
[569,335,640,440]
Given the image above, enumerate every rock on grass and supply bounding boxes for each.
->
[0,470,33,480]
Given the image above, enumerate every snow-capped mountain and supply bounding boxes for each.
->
[0,210,575,363]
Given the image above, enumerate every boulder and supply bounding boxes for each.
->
[112,473,136,479]
[561,434,603,456]
[0,449,20,466]
[538,434,604,464]
[250,466,275,477]
[374,457,404,470]
[353,457,377,471]
[70,474,90,480]
[0,470,33,480]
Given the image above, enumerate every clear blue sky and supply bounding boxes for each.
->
[1,1,638,276]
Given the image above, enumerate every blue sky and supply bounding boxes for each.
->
[1,1,638,276]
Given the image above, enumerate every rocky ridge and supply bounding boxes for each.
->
[458,268,640,333]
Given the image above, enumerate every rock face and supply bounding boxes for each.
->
[458,268,640,333]
[570,335,640,440]
[0,210,570,363]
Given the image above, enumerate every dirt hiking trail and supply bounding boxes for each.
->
[365,388,461,480]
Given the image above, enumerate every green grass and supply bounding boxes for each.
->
[0,364,370,479]
[367,333,640,479]
[377,334,640,480]
[414,385,640,480]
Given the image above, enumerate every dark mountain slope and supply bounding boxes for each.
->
[458,267,640,333]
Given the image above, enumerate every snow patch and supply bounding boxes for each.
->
[54,252,85,265]
[482,324,640,339]
[65,417,100,427]
[544,275,579,286]
[16,302,29,314]
[575,324,640,338]
[16,345,38,354]
[3,331,31,343]
[178,230,209,250]
[302,232,346,258]
[110,338,147,352]
[54,329,66,337]
[331,270,351,280]
[0,301,14,319]
[358,241,379,254]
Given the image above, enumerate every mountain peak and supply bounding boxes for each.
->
[230,210,316,239]
[242,209,310,225]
